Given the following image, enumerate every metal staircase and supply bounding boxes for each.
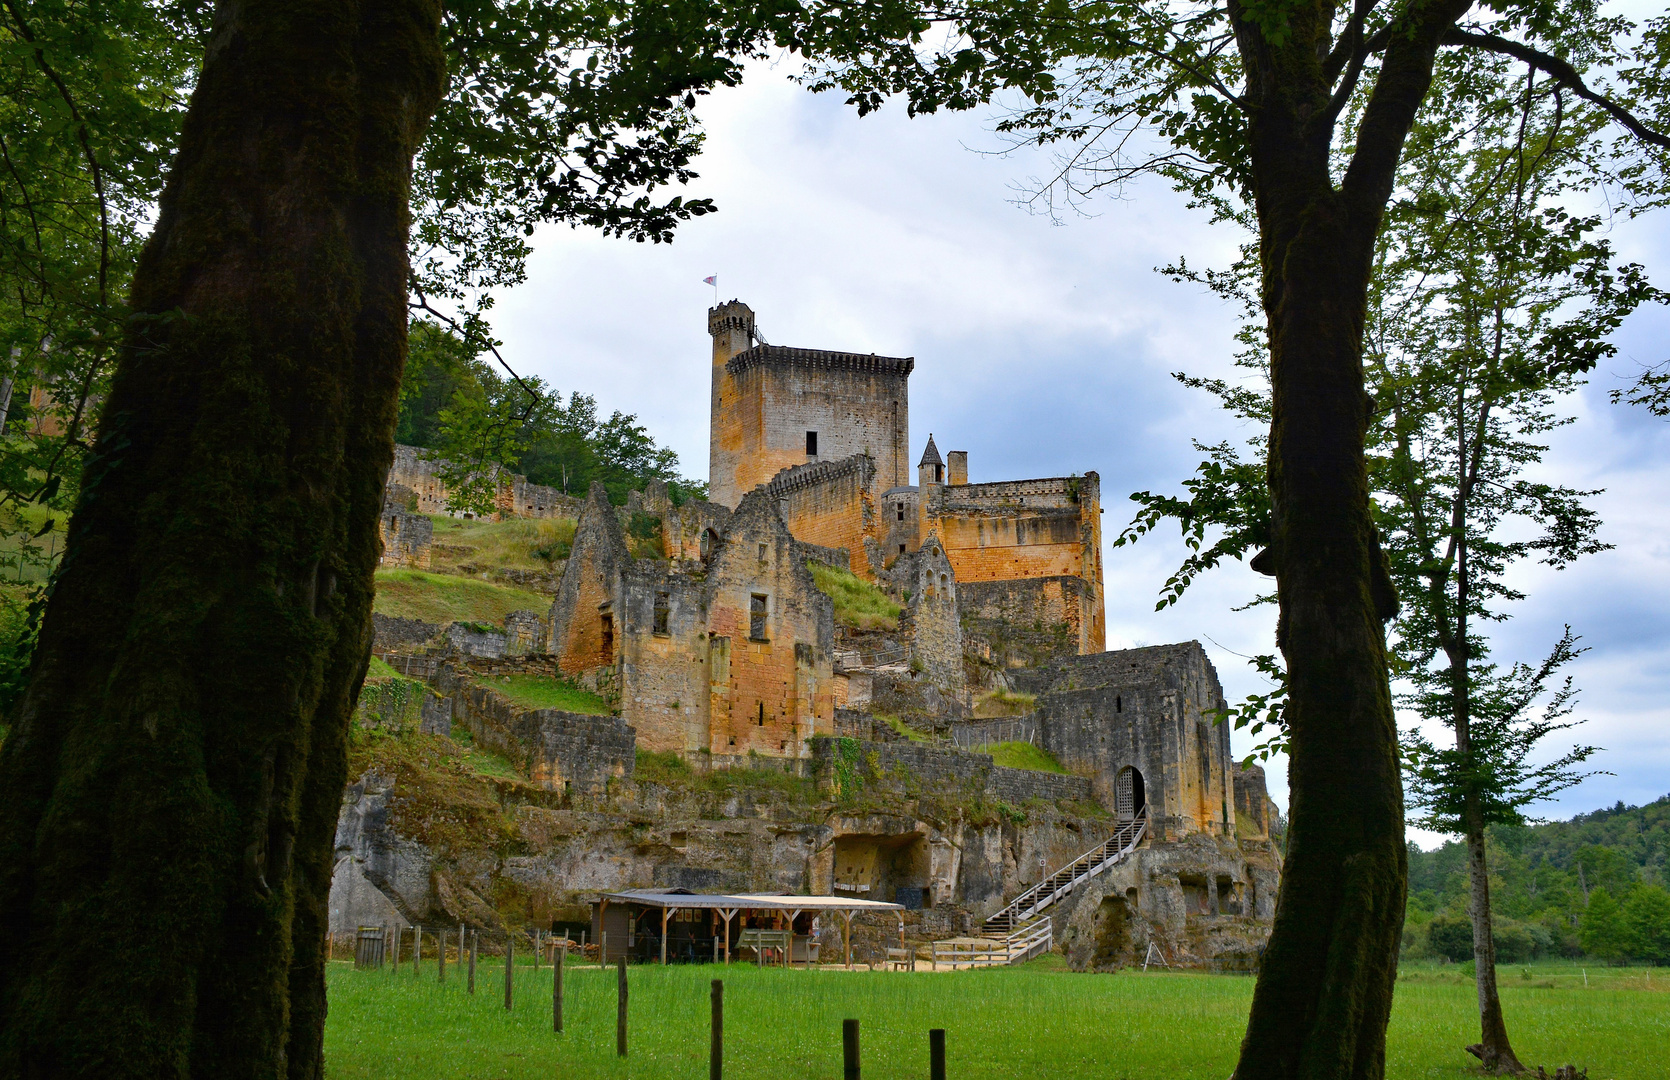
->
[979,810,1148,961]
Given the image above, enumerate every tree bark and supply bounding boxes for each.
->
[1229,2,1473,1077]
[1464,803,1523,1073]
[0,3,445,1078]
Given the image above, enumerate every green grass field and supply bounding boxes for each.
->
[807,562,901,631]
[373,569,551,626]
[427,515,576,573]
[323,958,1670,1080]
[980,740,1067,774]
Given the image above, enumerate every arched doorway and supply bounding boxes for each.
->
[1115,766,1146,821]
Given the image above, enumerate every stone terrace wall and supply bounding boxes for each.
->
[810,737,1093,806]
[767,454,877,577]
[373,612,441,651]
[436,665,635,799]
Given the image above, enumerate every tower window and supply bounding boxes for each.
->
[600,613,614,658]
[653,591,670,635]
[750,594,767,640]
[757,701,766,727]
[806,431,818,455]
[898,545,906,555]
[757,542,767,561]
[896,503,904,521]
[935,464,943,483]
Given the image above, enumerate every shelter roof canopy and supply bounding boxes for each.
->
[600,889,903,912]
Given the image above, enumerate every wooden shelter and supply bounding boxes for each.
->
[591,889,905,967]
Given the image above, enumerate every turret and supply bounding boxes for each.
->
[917,434,944,488]
[708,300,755,366]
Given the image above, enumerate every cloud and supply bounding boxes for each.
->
[488,60,1670,842]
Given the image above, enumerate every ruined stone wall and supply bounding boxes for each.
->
[1012,643,1236,842]
[373,612,441,651]
[958,576,1095,662]
[624,480,732,561]
[548,484,629,675]
[387,443,582,521]
[617,565,711,753]
[808,738,1093,806]
[1232,762,1271,838]
[889,536,963,687]
[436,666,636,797]
[877,486,920,562]
[701,491,836,758]
[378,509,433,569]
[926,472,1105,653]
[765,454,877,577]
[709,301,913,508]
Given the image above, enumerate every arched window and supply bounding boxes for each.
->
[1115,766,1146,821]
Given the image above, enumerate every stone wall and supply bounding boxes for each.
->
[766,454,877,577]
[378,509,433,568]
[1232,762,1271,838]
[437,665,636,798]
[547,483,630,674]
[387,443,582,521]
[373,612,441,651]
[958,576,1093,668]
[1011,643,1236,842]
[625,480,732,562]
[886,535,963,687]
[809,737,1093,806]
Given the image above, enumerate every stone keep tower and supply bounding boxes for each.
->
[708,300,914,508]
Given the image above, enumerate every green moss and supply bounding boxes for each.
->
[373,568,550,626]
[807,561,901,630]
[474,673,609,715]
[979,741,1067,774]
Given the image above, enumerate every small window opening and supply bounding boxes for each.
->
[757,701,765,727]
[1116,695,1122,713]
[750,593,767,640]
[600,613,614,657]
[653,591,670,635]
[898,544,906,555]
[935,464,943,483]
[757,542,767,561]
[806,431,818,455]
[940,574,948,586]
[896,503,904,521]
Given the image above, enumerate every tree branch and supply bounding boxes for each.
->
[1443,28,1670,151]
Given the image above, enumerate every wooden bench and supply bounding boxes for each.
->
[886,947,915,971]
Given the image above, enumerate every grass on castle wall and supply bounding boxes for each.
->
[971,687,1037,718]
[321,957,1670,1080]
[477,672,611,716]
[980,740,1067,774]
[427,515,576,574]
[808,561,901,631]
[374,569,550,627]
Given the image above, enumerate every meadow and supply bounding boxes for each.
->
[323,956,1670,1080]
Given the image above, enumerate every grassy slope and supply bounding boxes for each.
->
[373,569,549,626]
[808,562,900,631]
[322,960,1670,1080]
[426,515,576,574]
[475,672,610,716]
[981,741,1067,774]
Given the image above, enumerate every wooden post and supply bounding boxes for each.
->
[843,1018,860,1080]
[841,911,854,969]
[929,1029,945,1080]
[710,979,723,1080]
[661,907,669,965]
[414,926,421,977]
[438,927,446,983]
[615,956,628,1058]
[553,945,565,1033]
[534,929,542,972]
[469,932,477,993]
[504,934,514,1010]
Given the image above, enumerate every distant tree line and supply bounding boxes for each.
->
[396,321,705,512]
[1406,796,1670,965]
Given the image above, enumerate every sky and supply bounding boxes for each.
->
[484,58,1670,847]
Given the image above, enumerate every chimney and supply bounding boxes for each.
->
[947,451,967,486]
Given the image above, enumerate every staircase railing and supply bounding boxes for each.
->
[983,810,1147,935]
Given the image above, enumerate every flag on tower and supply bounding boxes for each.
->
[702,275,716,286]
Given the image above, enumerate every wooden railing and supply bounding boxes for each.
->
[982,810,1147,937]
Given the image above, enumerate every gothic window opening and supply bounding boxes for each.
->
[653,592,670,635]
[750,593,767,640]
[806,431,818,455]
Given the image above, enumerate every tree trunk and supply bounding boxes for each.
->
[0,3,446,1078]
[1464,803,1524,1073]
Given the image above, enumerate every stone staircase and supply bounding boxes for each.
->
[979,811,1148,962]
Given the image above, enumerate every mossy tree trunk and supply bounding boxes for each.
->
[1227,1,1476,1076]
[0,3,445,1077]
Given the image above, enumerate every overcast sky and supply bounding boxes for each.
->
[485,58,1670,846]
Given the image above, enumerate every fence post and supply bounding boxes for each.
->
[616,957,628,1057]
[469,932,477,994]
[414,926,422,978]
[438,927,446,983]
[710,979,723,1080]
[504,934,514,1010]
[929,1029,945,1080]
[553,943,565,1033]
[843,1019,860,1080]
